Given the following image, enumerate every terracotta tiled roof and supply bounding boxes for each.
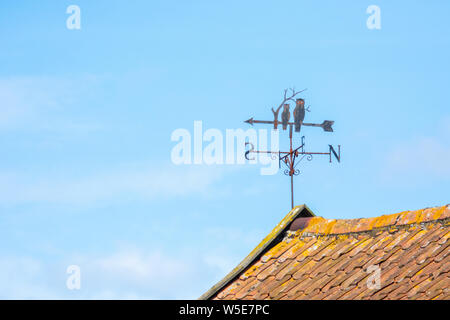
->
[201,205,450,300]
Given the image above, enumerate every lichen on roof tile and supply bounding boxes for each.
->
[202,204,450,300]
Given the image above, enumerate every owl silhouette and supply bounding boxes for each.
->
[281,104,290,130]
[293,99,305,132]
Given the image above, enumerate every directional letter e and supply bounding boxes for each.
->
[66,5,81,30]
[66,265,81,290]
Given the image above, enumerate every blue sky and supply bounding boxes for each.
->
[0,0,449,299]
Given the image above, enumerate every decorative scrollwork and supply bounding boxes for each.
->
[242,89,338,209]
[283,169,300,176]
[298,154,313,162]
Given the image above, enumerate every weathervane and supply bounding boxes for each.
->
[244,88,341,209]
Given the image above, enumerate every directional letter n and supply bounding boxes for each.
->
[329,145,341,163]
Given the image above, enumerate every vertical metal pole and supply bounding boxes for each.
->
[289,124,293,152]
[291,174,294,209]
[289,125,294,209]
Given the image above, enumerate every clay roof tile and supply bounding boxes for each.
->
[200,204,449,300]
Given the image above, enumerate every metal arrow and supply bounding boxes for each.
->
[244,118,334,132]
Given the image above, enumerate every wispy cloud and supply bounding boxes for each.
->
[382,117,450,181]
[386,137,450,177]
[0,256,57,299]
[204,226,263,248]
[0,74,106,133]
[84,248,198,299]
[0,164,227,206]
[0,244,242,299]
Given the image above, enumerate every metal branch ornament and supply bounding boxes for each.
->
[244,88,341,209]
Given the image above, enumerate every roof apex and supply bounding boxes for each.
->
[200,204,450,300]
[199,204,315,300]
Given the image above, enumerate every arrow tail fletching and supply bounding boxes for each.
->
[322,120,334,132]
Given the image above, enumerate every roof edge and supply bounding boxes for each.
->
[199,204,315,300]
[288,205,450,236]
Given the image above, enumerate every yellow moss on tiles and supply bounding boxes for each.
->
[297,243,320,260]
[419,206,447,223]
[352,217,378,232]
[372,213,400,229]
[404,230,426,246]
[279,239,305,259]
[261,242,288,262]
[241,265,260,279]
[301,217,335,234]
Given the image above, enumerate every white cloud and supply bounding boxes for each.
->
[0,256,58,299]
[203,254,237,276]
[77,244,245,299]
[382,119,450,180]
[0,164,226,206]
[204,226,263,247]
[91,249,190,283]
[0,245,241,299]
[386,137,450,176]
[0,76,64,127]
[0,75,105,133]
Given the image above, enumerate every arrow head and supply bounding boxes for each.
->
[322,120,334,132]
[244,117,254,126]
